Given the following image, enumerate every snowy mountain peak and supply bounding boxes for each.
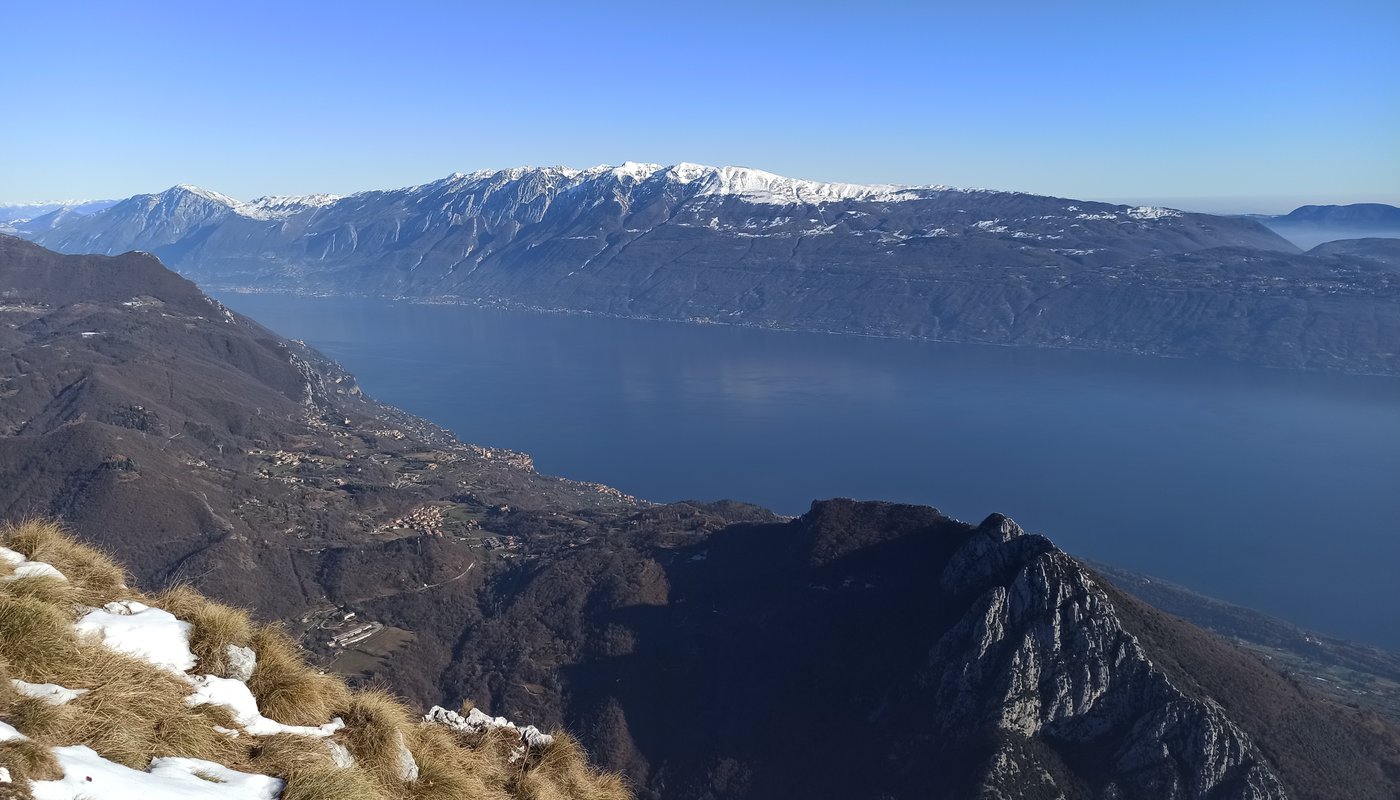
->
[0,199,103,210]
[610,161,664,181]
[427,162,938,206]
[243,194,343,219]
[154,186,340,220]
[167,184,243,207]
[0,199,117,229]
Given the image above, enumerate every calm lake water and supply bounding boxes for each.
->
[216,293,1400,649]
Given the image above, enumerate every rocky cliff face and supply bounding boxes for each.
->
[25,165,1400,375]
[936,516,1284,798]
[3,237,1398,798]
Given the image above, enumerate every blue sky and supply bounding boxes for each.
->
[3,0,1397,212]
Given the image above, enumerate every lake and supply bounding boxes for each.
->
[215,293,1400,649]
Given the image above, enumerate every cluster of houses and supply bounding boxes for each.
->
[377,504,450,536]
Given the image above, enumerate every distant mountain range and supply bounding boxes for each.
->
[0,198,116,234]
[14,167,1400,375]
[4,234,1399,798]
[1255,203,1400,250]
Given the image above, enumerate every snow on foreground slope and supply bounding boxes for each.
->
[0,522,628,800]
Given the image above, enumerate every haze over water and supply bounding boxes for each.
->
[218,293,1400,649]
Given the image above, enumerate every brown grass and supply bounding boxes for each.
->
[0,522,632,800]
[0,595,82,681]
[278,765,387,800]
[0,520,126,606]
[0,658,18,712]
[336,690,412,776]
[515,733,631,800]
[407,724,511,800]
[152,584,255,675]
[241,734,393,800]
[2,576,79,610]
[0,738,63,783]
[246,626,351,726]
[242,733,338,776]
[32,645,242,770]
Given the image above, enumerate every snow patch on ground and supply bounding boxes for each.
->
[0,546,67,583]
[74,601,197,674]
[185,675,345,737]
[0,720,29,742]
[29,746,283,800]
[11,680,88,706]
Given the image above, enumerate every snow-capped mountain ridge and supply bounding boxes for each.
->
[39,164,1390,375]
[0,199,107,210]
[0,199,118,232]
[44,164,1182,225]
[146,186,342,221]
[379,162,972,211]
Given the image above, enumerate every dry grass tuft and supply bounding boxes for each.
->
[152,584,255,675]
[2,576,79,610]
[336,689,416,788]
[0,738,63,784]
[0,595,82,681]
[0,520,126,606]
[242,733,336,776]
[0,658,19,712]
[279,765,388,800]
[0,521,632,800]
[407,724,511,800]
[1,696,72,743]
[515,733,631,800]
[246,626,351,727]
[45,646,242,769]
[243,734,388,800]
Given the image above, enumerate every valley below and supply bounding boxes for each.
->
[2,235,1399,798]
[214,292,1400,651]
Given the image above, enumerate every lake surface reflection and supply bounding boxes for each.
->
[216,293,1400,648]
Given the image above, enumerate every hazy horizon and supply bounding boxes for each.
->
[4,167,1396,218]
[4,0,1397,207]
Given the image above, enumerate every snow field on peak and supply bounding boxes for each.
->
[156,185,341,221]
[420,162,937,207]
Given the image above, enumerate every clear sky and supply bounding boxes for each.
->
[3,0,1397,213]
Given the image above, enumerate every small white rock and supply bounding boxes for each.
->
[225,644,257,682]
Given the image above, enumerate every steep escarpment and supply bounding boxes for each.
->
[0,235,638,618]
[25,165,1400,374]
[377,501,1400,799]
